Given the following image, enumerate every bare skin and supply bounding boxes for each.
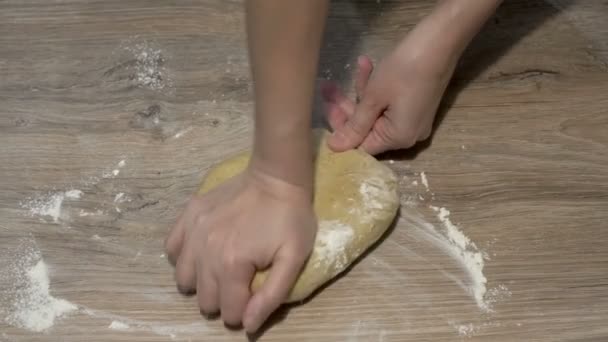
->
[166,0,502,334]
[165,0,329,334]
[326,0,504,154]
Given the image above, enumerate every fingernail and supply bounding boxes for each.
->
[177,285,196,296]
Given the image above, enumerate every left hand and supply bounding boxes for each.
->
[324,38,458,155]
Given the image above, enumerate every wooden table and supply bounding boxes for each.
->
[1,1,607,341]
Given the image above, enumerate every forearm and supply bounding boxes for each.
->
[401,0,503,66]
[245,0,329,191]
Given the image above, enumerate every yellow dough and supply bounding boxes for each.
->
[199,129,399,302]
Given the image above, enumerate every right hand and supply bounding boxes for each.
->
[165,166,317,333]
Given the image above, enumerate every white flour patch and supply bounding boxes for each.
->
[79,209,104,217]
[102,159,126,179]
[315,221,354,269]
[429,205,489,311]
[359,177,390,211]
[109,320,130,330]
[21,189,84,223]
[64,190,83,199]
[114,192,128,203]
[485,284,511,307]
[420,172,429,190]
[123,41,170,91]
[83,307,207,340]
[1,241,77,332]
[455,322,477,337]
[171,126,193,139]
[399,173,498,313]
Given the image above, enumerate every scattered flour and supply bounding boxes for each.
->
[64,190,83,199]
[172,127,193,139]
[429,205,489,311]
[79,209,104,217]
[109,320,130,330]
[420,172,430,190]
[359,178,389,211]
[114,193,125,203]
[485,284,512,307]
[83,307,207,340]
[103,159,126,179]
[2,244,77,333]
[400,171,499,313]
[315,221,354,269]
[123,41,169,90]
[21,189,83,223]
[456,322,477,337]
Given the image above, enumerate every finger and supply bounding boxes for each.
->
[360,114,418,155]
[355,55,374,100]
[197,258,219,316]
[328,93,385,152]
[219,257,256,327]
[359,115,397,156]
[165,213,186,266]
[321,81,355,130]
[175,242,197,295]
[242,248,306,333]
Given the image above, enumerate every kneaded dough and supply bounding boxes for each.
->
[199,129,399,302]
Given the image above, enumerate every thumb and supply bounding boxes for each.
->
[355,55,374,99]
[242,248,305,333]
[328,93,385,152]
[359,116,393,156]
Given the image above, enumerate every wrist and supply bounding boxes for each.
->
[400,0,501,68]
[245,161,313,204]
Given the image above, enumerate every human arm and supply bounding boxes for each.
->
[325,0,503,154]
[165,0,329,334]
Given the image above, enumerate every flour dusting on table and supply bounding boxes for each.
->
[21,189,84,223]
[123,41,170,90]
[399,171,506,315]
[1,242,76,332]
[420,171,429,190]
[108,320,130,330]
[429,205,489,311]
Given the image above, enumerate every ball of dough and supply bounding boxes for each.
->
[198,129,399,302]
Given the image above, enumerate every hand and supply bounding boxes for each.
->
[165,167,316,333]
[324,36,458,155]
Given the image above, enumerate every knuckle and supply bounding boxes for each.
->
[345,118,367,138]
[222,251,243,272]
[194,213,207,228]
[373,121,399,147]
[398,133,418,148]
[360,92,382,112]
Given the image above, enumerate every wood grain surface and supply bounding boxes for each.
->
[1,1,607,341]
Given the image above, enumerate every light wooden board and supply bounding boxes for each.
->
[1,1,607,341]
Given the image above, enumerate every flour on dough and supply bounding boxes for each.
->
[199,129,399,302]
